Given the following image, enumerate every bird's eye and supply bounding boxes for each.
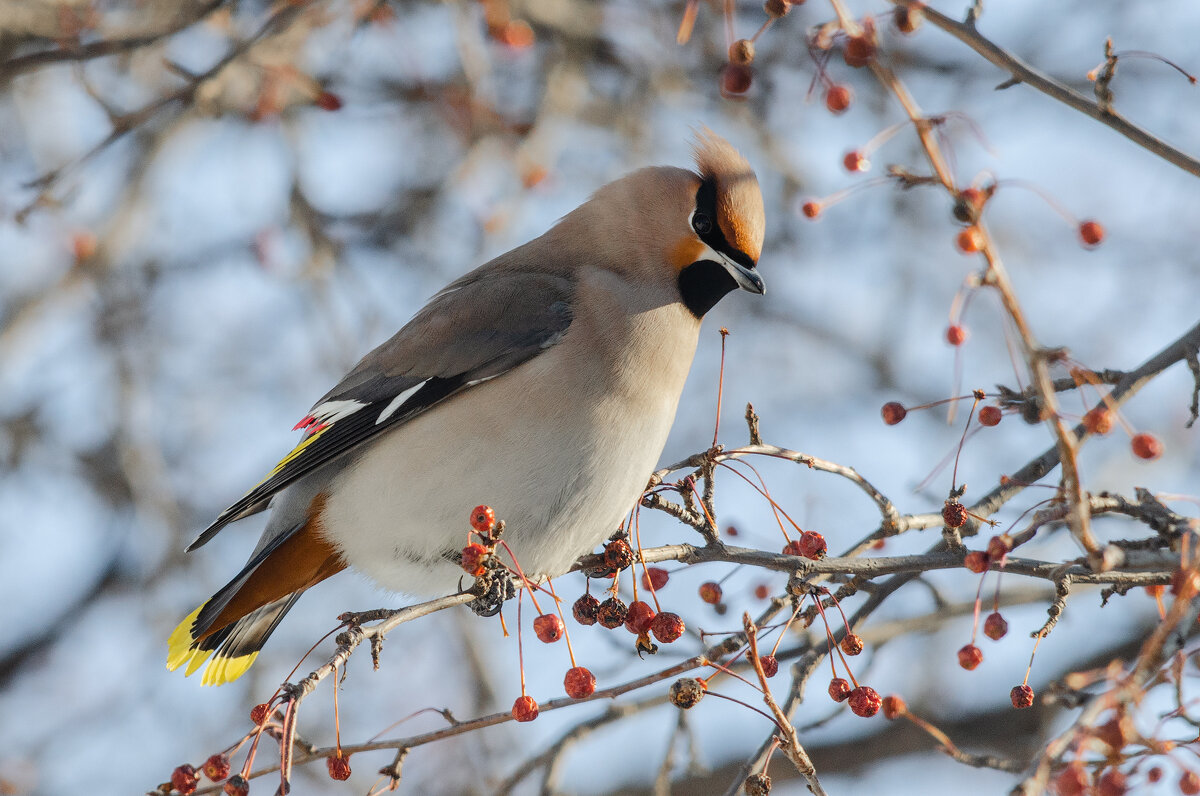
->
[692,212,713,235]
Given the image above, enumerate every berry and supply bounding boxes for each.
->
[564,666,596,699]
[597,597,629,629]
[744,772,772,796]
[1055,765,1089,796]
[828,677,852,702]
[892,5,921,33]
[881,401,907,425]
[764,0,790,19]
[223,776,249,796]
[840,633,864,656]
[512,695,539,722]
[250,703,270,724]
[1131,432,1162,460]
[1010,684,1034,709]
[754,583,770,599]
[942,500,967,529]
[624,600,656,634]
[573,593,600,625]
[470,505,496,534]
[843,150,869,172]
[881,694,906,720]
[1082,406,1114,435]
[669,677,706,709]
[782,540,804,557]
[603,539,634,570]
[699,582,723,604]
[314,91,343,111]
[729,39,755,66]
[843,35,875,67]
[1182,771,1200,795]
[534,613,564,643]
[327,752,351,780]
[203,755,231,782]
[798,530,827,559]
[986,534,1012,560]
[460,542,488,577]
[964,550,989,573]
[172,765,199,795]
[957,643,983,670]
[1079,219,1105,247]
[722,64,753,95]
[759,654,779,677]
[956,226,983,253]
[978,406,1002,426]
[983,612,1008,641]
[1147,767,1163,783]
[801,200,822,219]
[825,84,853,113]
[953,187,986,223]
[946,324,968,346]
[848,685,881,717]
[1097,768,1127,796]
[641,567,669,591]
[650,612,685,643]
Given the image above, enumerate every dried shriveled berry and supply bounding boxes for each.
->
[203,755,231,782]
[744,772,772,796]
[669,677,706,709]
[461,542,488,577]
[828,677,852,702]
[759,654,779,677]
[1083,406,1114,435]
[573,593,600,625]
[825,84,853,114]
[650,612,685,643]
[798,530,827,559]
[978,406,1002,426]
[953,187,986,222]
[722,64,753,95]
[801,200,821,219]
[986,534,1012,560]
[1147,767,1163,783]
[843,35,875,67]
[223,776,250,796]
[699,581,723,605]
[849,685,881,717]
[983,612,1008,641]
[641,567,669,591]
[603,539,634,570]
[1131,433,1162,460]
[957,643,983,670]
[1010,684,1034,709]
[250,703,270,725]
[942,501,967,529]
[512,695,539,722]
[881,694,906,719]
[729,39,755,65]
[327,753,351,781]
[764,0,790,19]
[624,600,656,634]
[172,765,199,795]
[470,505,496,533]
[1079,220,1105,247]
[964,550,989,573]
[840,633,864,656]
[534,613,564,643]
[782,540,804,557]
[564,666,596,699]
[597,597,629,629]
[881,401,906,425]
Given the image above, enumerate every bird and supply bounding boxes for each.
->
[167,129,766,685]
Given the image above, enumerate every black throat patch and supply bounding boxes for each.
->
[678,260,738,318]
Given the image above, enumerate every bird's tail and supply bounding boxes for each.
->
[167,594,301,686]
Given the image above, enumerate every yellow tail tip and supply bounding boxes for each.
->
[201,651,259,687]
[166,604,204,671]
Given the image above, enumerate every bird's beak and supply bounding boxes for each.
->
[718,252,766,295]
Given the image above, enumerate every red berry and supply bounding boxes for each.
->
[650,611,685,643]
[250,703,270,725]
[512,695,539,722]
[801,200,822,219]
[1097,768,1127,796]
[1083,406,1114,435]
[848,685,881,717]
[669,677,706,709]
[953,187,987,222]
[497,20,535,49]
[641,567,669,591]
[986,534,1012,561]
[729,38,755,65]
[753,583,770,599]
[573,593,600,625]
[942,500,967,529]
[978,406,1002,426]
[721,64,753,95]
[1131,432,1162,460]
[203,754,231,782]
[798,530,827,559]
[842,35,875,67]
[744,773,772,796]
[881,401,906,425]
[172,765,199,795]
[1182,771,1200,795]
[963,550,989,573]
[957,643,983,670]
[564,666,596,699]
[597,597,628,629]
[956,226,983,253]
[782,540,804,557]
[326,752,351,780]
[843,150,869,172]
[840,633,864,656]
[460,542,488,577]
[1010,684,1034,709]
[1055,765,1090,796]
[1147,767,1163,783]
[624,600,656,634]
[470,505,496,533]
[314,91,343,111]
[828,677,852,702]
[983,612,1008,641]
[699,581,723,604]
[881,694,906,719]
[946,324,968,346]
[825,84,853,113]
[759,654,779,677]
[222,776,249,796]
[534,613,564,643]
[1079,219,1105,247]
[603,539,634,570]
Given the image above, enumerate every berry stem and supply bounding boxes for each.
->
[713,327,730,449]
[544,578,578,668]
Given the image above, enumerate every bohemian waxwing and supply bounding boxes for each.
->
[168,130,766,685]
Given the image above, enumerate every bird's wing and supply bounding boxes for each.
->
[186,269,575,551]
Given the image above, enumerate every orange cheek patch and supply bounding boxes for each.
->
[669,237,707,271]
